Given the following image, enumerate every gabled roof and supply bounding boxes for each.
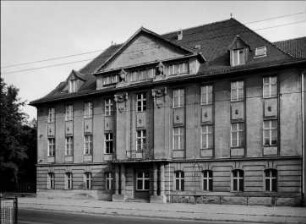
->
[96,27,195,72]
[274,37,306,59]
[31,18,301,106]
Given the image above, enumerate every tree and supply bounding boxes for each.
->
[0,77,36,191]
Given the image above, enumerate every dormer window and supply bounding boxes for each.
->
[231,48,247,66]
[69,79,77,93]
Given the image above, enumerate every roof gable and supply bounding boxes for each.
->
[97,27,194,72]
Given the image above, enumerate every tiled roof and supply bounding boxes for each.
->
[274,37,306,59]
[31,18,301,105]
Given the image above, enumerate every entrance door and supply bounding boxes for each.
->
[134,170,150,201]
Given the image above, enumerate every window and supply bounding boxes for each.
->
[231,49,246,66]
[232,169,244,192]
[201,125,213,149]
[65,136,73,156]
[255,46,267,57]
[231,81,244,101]
[104,133,114,154]
[84,102,93,118]
[231,123,245,147]
[65,172,73,190]
[136,93,147,112]
[167,62,189,76]
[136,171,150,191]
[263,120,278,146]
[105,98,114,116]
[203,170,213,191]
[84,172,92,190]
[65,105,73,121]
[69,79,77,93]
[136,130,146,152]
[103,75,118,86]
[265,169,277,192]
[84,135,93,155]
[173,89,185,108]
[175,171,184,191]
[47,173,55,189]
[200,85,213,105]
[105,172,113,190]
[263,76,277,98]
[48,107,55,123]
[128,69,153,82]
[48,138,55,157]
[173,127,184,150]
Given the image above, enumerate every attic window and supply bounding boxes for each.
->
[69,79,77,93]
[231,48,247,67]
[255,46,267,58]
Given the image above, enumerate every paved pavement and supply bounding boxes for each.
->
[18,197,306,224]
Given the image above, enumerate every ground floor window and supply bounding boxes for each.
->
[47,172,55,189]
[65,172,73,190]
[232,169,244,192]
[136,171,150,191]
[175,171,184,191]
[203,170,213,191]
[84,172,92,190]
[105,172,113,190]
[265,169,277,192]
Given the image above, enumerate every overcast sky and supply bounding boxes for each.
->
[1,1,306,120]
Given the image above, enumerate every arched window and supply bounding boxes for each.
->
[202,170,213,191]
[175,171,184,191]
[232,169,244,192]
[264,169,277,192]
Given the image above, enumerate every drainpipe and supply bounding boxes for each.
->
[302,71,306,206]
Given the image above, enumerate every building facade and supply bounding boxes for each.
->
[31,19,306,206]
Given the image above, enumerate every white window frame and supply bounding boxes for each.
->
[136,93,147,112]
[65,105,73,121]
[173,89,185,108]
[173,127,184,150]
[84,172,92,190]
[104,133,114,154]
[136,130,146,152]
[263,76,277,98]
[200,85,213,105]
[202,170,213,191]
[65,172,73,190]
[263,120,278,146]
[231,81,244,102]
[84,135,93,155]
[201,125,213,149]
[232,169,244,192]
[69,79,77,93]
[175,171,184,191]
[231,48,246,66]
[47,172,55,189]
[136,171,150,191]
[105,98,113,116]
[231,123,244,148]
[84,102,93,118]
[48,107,55,123]
[48,138,55,157]
[105,172,113,190]
[65,136,73,156]
[264,169,277,192]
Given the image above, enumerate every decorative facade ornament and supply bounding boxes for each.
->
[151,87,167,108]
[154,62,166,80]
[119,69,127,82]
[114,92,128,112]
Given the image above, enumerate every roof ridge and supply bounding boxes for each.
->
[161,18,233,36]
[274,36,306,43]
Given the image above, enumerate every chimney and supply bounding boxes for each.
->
[177,29,183,40]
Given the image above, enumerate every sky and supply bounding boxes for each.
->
[1,1,306,120]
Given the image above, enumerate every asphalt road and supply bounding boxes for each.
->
[18,209,263,224]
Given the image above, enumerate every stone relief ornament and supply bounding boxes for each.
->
[155,62,166,80]
[119,69,127,82]
[114,92,128,112]
[151,87,167,108]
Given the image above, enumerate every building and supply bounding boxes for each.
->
[30,18,306,206]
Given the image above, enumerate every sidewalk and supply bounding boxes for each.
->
[18,197,306,224]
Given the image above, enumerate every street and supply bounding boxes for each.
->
[18,209,263,224]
